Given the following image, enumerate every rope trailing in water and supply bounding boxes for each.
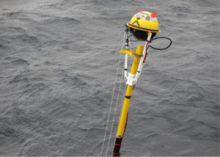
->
[105,66,124,156]
[100,33,128,157]
[100,52,122,157]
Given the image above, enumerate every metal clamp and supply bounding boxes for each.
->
[126,73,136,86]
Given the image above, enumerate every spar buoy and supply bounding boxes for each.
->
[112,10,172,156]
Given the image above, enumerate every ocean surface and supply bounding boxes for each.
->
[0,0,219,156]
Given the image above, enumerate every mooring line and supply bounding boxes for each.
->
[100,33,126,157]
[105,68,124,156]
[100,52,122,157]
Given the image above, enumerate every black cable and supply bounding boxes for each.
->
[128,35,172,50]
[149,37,172,50]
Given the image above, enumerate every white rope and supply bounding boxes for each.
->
[104,30,136,156]
[105,67,124,156]
[100,34,125,157]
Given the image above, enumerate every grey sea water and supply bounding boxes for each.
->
[0,0,219,156]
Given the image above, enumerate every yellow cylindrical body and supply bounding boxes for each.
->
[116,45,143,137]
[117,86,133,136]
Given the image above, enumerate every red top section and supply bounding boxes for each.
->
[151,12,157,18]
[139,9,144,13]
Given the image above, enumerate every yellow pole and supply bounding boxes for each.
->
[113,45,143,156]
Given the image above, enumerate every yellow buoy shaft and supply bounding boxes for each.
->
[113,45,143,156]
[116,85,132,136]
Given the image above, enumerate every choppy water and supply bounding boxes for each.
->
[0,0,219,156]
